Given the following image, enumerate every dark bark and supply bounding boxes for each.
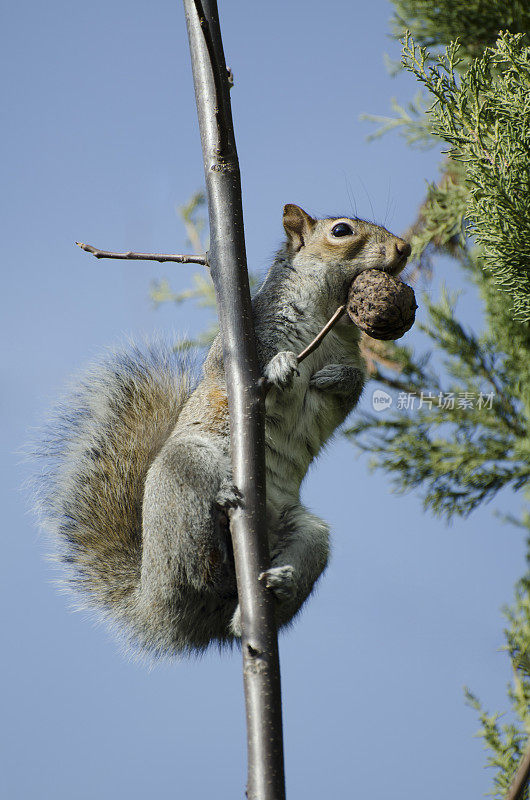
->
[182,2,286,798]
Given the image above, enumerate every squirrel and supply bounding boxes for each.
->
[34,204,410,659]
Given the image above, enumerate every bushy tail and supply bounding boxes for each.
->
[33,340,195,624]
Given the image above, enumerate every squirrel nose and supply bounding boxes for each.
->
[396,241,411,259]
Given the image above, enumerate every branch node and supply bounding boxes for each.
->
[247,643,262,658]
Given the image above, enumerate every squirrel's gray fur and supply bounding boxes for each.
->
[33,205,409,660]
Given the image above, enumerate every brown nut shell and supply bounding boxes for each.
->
[347,269,417,340]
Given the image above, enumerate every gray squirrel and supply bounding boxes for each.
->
[34,204,410,659]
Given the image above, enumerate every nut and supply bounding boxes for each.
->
[347,269,417,340]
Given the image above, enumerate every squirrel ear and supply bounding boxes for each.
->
[283,204,316,251]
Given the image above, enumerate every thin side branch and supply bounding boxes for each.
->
[76,242,207,265]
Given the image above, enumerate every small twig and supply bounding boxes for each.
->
[297,304,346,363]
[505,741,530,800]
[76,242,207,266]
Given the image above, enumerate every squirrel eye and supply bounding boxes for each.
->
[331,222,354,237]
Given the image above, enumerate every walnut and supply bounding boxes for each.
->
[347,269,417,340]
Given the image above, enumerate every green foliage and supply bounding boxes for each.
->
[360,92,433,149]
[150,191,217,349]
[355,3,530,795]
[463,517,530,798]
[356,29,530,513]
[406,160,469,263]
[391,0,530,61]
[402,31,530,321]
[151,272,219,349]
[465,685,529,800]
[349,293,530,518]
[371,0,530,152]
[179,190,208,254]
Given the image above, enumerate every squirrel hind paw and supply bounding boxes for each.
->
[309,364,364,397]
[229,564,296,638]
[259,565,295,601]
[215,481,243,511]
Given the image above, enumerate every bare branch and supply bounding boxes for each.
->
[76,242,207,265]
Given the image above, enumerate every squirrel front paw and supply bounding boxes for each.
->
[310,364,364,399]
[264,351,299,390]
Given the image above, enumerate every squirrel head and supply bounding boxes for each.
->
[282,204,411,279]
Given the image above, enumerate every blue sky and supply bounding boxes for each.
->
[2,1,523,798]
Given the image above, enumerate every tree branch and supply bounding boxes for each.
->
[182,2,286,799]
[505,742,530,800]
[76,242,207,265]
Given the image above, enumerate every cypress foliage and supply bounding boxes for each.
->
[404,32,530,320]
[356,2,530,794]
[391,0,530,60]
